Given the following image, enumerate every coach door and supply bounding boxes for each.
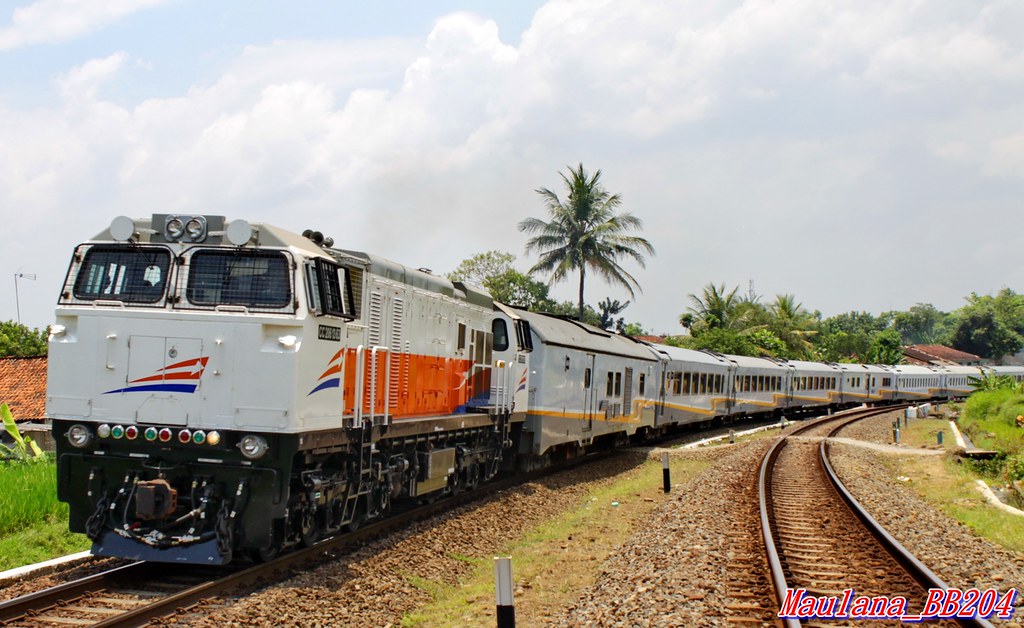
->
[583,354,596,432]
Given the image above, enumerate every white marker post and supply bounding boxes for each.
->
[494,556,515,627]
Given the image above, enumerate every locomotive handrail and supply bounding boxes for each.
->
[368,345,390,426]
[355,344,365,425]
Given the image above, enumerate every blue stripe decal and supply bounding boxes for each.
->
[104,384,198,394]
[307,378,340,396]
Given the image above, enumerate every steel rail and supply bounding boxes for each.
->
[819,416,996,628]
[0,560,147,623]
[760,403,996,628]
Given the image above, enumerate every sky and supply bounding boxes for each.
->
[2,0,1023,335]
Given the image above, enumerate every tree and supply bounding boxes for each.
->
[865,328,904,365]
[621,322,648,336]
[766,294,816,359]
[519,163,655,321]
[890,303,951,345]
[448,251,553,310]
[949,309,1023,362]
[812,311,887,362]
[0,320,48,357]
[542,301,602,327]
[597,298,629,331]
[683,283,749,333]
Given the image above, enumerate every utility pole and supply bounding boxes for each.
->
[14,273,36,325]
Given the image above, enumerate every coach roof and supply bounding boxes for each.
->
[504,306,656,361]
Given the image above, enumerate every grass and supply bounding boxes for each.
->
[400,454,712,627]
[961,389,1024,455]
[877,411,1024,555]
[885,452,1024,555]
[0,458,90,570]
[0,522,90,571]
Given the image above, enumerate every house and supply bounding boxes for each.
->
[0,356,52,450]
[0,356,47,420]
[902,345,983,367]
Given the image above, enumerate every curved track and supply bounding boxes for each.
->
[759,405,993,627]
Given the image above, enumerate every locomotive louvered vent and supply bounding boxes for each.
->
[368,292,383,346]
[367,291,384,411]
[389,298,404,407]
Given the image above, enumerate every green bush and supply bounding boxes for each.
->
[962,389,1024,455]
[1006,455,1024,483]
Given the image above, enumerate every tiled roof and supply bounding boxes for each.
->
[903,344,982,365]
[0,357,47,420]
[634,335,666,344]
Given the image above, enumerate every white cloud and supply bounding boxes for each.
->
[0,0,173,50]
[2,1,1024,330]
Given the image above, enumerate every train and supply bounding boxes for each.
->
[46,214,1024,564]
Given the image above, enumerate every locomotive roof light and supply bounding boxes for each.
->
[178,429,192,444]
[158,428,173,443]
[185,218,205,240]
[109,216,136,242]
[165,217,185,239]
[144,427,158,441]
[206,431,222,446]
[192,430,206,445]
[238,434,269,460]
[111,425,125,439]
[164,215,208,243]
[67,424,93,449]
[125,426,139,440]
[97,424,111,439]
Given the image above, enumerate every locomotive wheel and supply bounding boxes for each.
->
[299,508,321,547]
[247,534,282,563]
[465,462,481,490]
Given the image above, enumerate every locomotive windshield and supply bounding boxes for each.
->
[185,249,291,308]
[72,245,171,303]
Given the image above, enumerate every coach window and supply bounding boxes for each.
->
[584,368,592,389]
[614,372,622,397]
[681,372,690,394]
[607,372,614,396]
[639,373,646,396]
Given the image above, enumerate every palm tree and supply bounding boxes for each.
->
[683,283,747,332]
[768,294,817,358]
[519,164,655,321]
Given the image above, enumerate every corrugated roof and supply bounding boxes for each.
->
[903,344,982,365]
[0,356,47,420]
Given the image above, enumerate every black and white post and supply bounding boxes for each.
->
[494,556,515,627]
[662,451,671,494]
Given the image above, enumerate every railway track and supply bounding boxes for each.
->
[758,405,993,627]
[0,450,616,627]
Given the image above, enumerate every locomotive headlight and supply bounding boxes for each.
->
[238,434,269,460]
[97,424,111,439]
[67,424,93,449]
[185,217,206,241]
[206,431,221,446]
[165,217,185,239]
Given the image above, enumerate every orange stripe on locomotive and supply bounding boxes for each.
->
[315,349,492,418]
